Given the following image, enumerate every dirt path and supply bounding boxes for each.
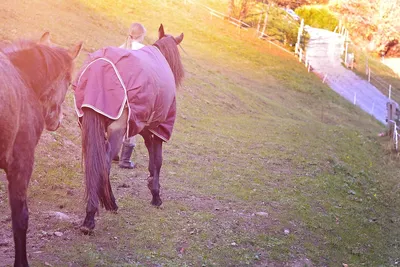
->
[305,27,388,124]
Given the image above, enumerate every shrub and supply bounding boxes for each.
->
[295,5,338,31]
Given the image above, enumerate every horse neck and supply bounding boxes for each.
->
[9,51,48,93]
[154,39,184,87]
[7,45,71,98]
[0,50,45,131]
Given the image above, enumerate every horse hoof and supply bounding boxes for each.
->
[105,201,118,212]
[151,198,162,207]
[80,225,94,235]
[111,203,119,211]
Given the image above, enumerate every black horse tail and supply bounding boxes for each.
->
[81,108,115,211]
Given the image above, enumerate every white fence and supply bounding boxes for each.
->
[184,0,250,29]
[335,22,399,104]
[365,66,400,103]
[183,0,295,55]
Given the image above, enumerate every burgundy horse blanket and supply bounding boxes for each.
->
[73,46,176,141]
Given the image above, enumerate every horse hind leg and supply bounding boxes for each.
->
[81,199,98,235]
[105,140,118,211]
[106,111,128,163]
[80,145,115,235]
[80,108,119,234]
[105,112,129,210]
[80,132,120,234]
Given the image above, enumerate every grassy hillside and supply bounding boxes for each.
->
[0,0,399,266]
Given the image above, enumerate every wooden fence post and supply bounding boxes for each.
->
[295,19,304,54]
[387,101,397,137]
[256,0,266,36]
[368,68,371,83]
[260,4,270,38]
[386,100,400,139]
[305,53,308,66]
[256,14,262,36]
[299,48,303,62]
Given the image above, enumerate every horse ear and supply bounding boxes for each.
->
[158,24,165,39]
[175,33,184,45]
[39,32,51,45]
[68,41,83,60]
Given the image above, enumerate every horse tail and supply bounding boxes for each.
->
[81,108,114,210]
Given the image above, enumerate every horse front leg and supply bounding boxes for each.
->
[141,129,155,178]
[151,136,163,206]
[140,130,162,206]
[6,160,33,267]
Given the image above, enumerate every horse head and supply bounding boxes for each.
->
[158,24,184,45]
[37,32,83,131]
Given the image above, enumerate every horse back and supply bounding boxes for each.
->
[0,58,22,167]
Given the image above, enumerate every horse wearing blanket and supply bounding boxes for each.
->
[73,24,184,233]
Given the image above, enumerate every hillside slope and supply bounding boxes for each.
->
[0,0,399,266]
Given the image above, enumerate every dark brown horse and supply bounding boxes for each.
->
[0,33,82,267]
[73,24,184,233]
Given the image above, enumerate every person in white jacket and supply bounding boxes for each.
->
[120,22,146,50]
[117,22,147,169]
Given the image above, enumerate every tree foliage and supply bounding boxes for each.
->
[227,0,329,19]
[227,0,257,20]
[273,0,329,9]
[329,0,400,56]
[295,5,338,31]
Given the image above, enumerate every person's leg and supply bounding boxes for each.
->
[119,136,136,169]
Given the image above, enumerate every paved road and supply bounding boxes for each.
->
[305,27,388,124]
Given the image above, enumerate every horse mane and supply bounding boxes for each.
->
[153,36,184,88]
[0,40,73,98]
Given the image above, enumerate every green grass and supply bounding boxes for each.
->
[0,0,400,266]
